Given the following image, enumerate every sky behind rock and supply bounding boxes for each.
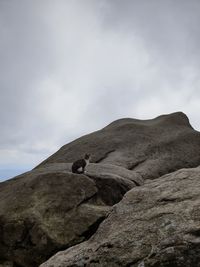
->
[1,0,200,180]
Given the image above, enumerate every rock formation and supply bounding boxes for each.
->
[36,112,200,180]
[0,164,137,267]
[41,166,200,267]
[1,112,200,267]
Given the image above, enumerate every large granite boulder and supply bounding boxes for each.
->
[40,166,200,267]
[0,163,137,267]
[36,112,200,179]
[1,112,200,267]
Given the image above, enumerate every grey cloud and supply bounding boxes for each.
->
[0,0,200,170]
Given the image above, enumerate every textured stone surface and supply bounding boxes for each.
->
[0,171,98,267]
[1,112,200,267]
[0,163,136,267]
[40,166,200,267]
[34,162,143,186]
[36,112,200,180]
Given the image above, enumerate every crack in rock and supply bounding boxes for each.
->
[127,159,147,170]
[95,150,116,163]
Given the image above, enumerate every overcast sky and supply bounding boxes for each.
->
[1,0,200,180]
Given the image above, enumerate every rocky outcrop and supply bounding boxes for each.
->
[0,163,137,267]
[36,112,200,180]
[40,166,200,267]
[1,112,200,267]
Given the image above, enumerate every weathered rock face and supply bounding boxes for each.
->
[40,166,200,267]
[1,112,200,267]
[0,163,137,267]
[36,112,200,180]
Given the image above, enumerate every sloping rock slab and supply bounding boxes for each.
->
[87,163,144,186]
[34,162,144,186]
[36,112,200,180]
[0,163,136,267]
[0,172,99,267]
[41,166,200,267]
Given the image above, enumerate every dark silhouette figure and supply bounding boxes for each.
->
[71,154,91,174]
